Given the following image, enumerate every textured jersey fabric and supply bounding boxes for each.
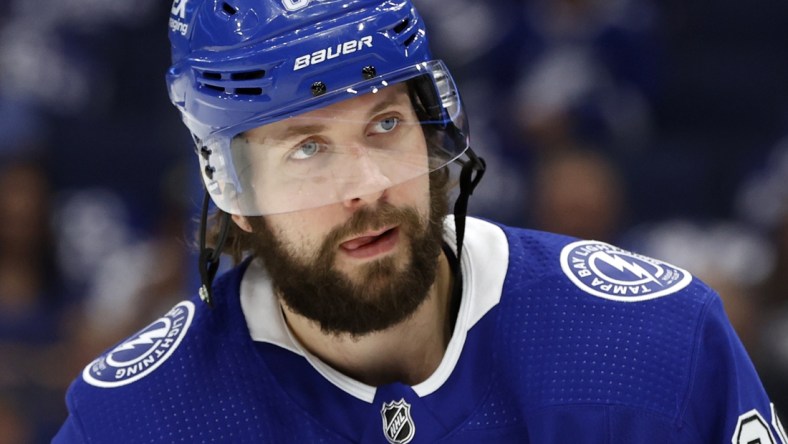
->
[53,217,784,443]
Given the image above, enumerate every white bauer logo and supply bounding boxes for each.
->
[294,36,373,71]
[560,240,692,302]
[83,301,195,388]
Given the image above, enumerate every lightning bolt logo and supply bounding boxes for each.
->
[82,300,195,388]
[591,252,662,286]
[106,321,171,367]
[559,240,693,302]
[112,322,170,353]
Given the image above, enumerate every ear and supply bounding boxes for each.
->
[231,214,253,233]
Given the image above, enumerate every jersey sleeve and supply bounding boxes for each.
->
[683,293,787,443]
[52,414,86,443]
[52,387,89,444]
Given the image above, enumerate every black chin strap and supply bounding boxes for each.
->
[452,149,486,269]
[198,191,231,308]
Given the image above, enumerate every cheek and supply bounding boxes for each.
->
[266,208,342,252]
[394,173,431,215]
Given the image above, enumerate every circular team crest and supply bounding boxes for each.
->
[560,240,692,302]
[83,301,195,388]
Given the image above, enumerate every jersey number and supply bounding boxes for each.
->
[733,406,788,444]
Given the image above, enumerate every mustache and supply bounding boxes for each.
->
[318,203,422,255]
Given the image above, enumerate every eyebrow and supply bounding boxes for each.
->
[271,89,412,141]
[366,93,410,119]
[281,124,329,141]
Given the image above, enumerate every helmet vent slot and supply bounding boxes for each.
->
[231,70,266,81]
[202,83,225,93]
[403,33,417,47]
[393,19,409,34]
[221,2,238,16]
[236,87,263,95]
[195,68,266,96]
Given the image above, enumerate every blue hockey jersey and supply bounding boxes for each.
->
[54,218,786,443]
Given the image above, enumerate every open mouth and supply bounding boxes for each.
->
[339,227,399,259]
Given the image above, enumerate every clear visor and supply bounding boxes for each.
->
[198,60,467,216]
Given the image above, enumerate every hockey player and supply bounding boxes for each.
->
[54,0,784,442]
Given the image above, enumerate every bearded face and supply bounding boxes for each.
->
[246,171,449,337]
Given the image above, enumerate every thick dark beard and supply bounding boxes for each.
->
[248,176,449,337]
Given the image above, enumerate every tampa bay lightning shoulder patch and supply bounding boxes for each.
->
[560,240,692,302]
[82,300,195,388]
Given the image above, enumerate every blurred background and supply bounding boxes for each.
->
[1,0,787,441]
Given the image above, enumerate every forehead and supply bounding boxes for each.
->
[245,83,412,139]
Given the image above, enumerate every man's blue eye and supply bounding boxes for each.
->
[291,141,321,160]
[373,117,399,133]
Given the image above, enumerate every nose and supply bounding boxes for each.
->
[339,147,392,209]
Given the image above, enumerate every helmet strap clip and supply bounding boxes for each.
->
[452,149,485,274]
[198,191,231,308]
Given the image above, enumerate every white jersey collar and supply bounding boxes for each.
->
[240,216,509,402]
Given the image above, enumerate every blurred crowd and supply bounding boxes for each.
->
[0,0,787,441]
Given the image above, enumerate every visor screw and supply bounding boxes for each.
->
[204,165,216,179]
[200,146,212,159]
[361,65,377,80]
[311,81,327,96]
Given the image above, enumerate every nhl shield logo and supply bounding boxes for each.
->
[381,399,415,444]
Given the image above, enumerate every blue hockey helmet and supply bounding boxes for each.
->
[166,0,473,216]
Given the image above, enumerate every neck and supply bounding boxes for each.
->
[281,251,454,386]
